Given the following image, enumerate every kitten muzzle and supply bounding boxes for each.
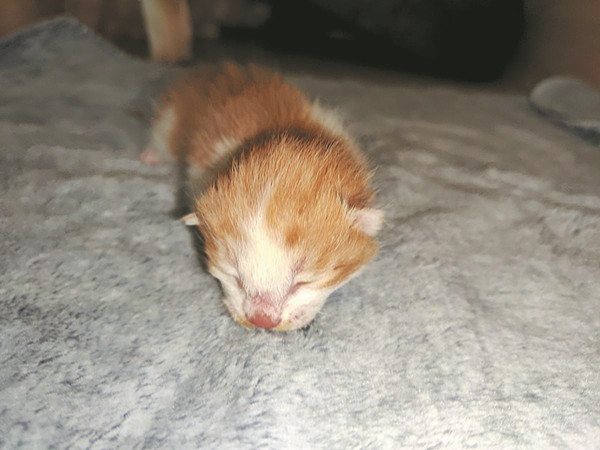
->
[246,311,282,329]
[245,293,284,329]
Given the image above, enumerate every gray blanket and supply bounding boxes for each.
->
[1,19,599,449]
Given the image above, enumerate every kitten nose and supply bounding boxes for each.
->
[247,311,281,329]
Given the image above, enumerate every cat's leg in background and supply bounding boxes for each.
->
[140,0,192,63]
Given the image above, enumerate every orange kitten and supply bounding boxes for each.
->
[143,63,383,330]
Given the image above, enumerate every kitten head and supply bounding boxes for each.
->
[187,131,382,331]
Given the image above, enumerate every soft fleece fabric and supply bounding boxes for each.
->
[1,19,599,449]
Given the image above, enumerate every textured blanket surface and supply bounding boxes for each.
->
[1,19,599,449]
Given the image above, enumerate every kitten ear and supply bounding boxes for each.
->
[180,213,199,226]
[348,207,384,236]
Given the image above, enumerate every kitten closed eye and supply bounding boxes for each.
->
[288,280,311,296]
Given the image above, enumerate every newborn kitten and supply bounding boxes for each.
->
[142,63,383,330]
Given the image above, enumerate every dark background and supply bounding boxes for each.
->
[0,0,598,91]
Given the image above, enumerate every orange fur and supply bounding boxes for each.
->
[198,129,378,288]
[157,63,314,165]
[149,63,382,330]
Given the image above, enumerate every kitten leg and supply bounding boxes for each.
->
[140,106,176,166]
[139,147,162,166]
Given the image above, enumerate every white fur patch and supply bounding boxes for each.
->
[181,213,199,226]
[148,106,176,163]
[238,218,294,298]
[311,101,350,138]
[350,207,384,236]
[213,137,240,158]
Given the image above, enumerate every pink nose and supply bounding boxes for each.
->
[247,311,281,329]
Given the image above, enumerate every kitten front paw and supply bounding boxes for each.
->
[140,148,163,166]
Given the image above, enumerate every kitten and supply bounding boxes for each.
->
[142,63,383,330]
